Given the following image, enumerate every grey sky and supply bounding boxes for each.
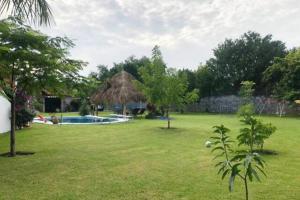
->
[39,0,300,75]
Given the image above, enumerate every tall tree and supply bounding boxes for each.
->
[91,56,151,83]
[0,0,53,25]
[0,18,85,156]
[195,65,215,98]
[116,56,151,82]
[139,46,191,128]
[206,31,286,95]
[138,46,166,106]
[178,68,197,92]
[263,48,300,102]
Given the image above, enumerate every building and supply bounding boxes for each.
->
[43,96,80,112]
[0,95,10,133]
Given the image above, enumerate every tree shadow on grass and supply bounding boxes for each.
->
[254,149,278,156]
[235,149,278,156]
[158,127,186,134]
[0,151,35,157]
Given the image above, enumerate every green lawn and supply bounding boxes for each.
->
[0,113,299,200]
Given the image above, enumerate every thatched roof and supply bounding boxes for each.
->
[91,71,145,105]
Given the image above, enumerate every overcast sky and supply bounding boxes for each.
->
[38,0,300,75]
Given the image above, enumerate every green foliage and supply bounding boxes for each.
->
[178,69,197,93]
[237,80,276,152]
[16,109,35,129]
[237,104,255,117]
[238,81,255,117]
[32,97,44,112]
[15,90,35,129]
[138,46,167,106]
[211,125,267,200]
[0,18,86,98]
[184,89,199,105]
[91,56,151,83]
[138,46,190,128]
[72,76,101,100]
[206,31,286,95]
[263,48,300,101]
[0,18,85,155]
[79,100,90,116]
[114,56,151,82]
[195,65,215,97]
[239,81,255,103]
[0,0,53,25]
[238,115,276,151]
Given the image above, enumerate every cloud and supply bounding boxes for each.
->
[37,0,300,75]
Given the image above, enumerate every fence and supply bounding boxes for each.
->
[185,95,300,116]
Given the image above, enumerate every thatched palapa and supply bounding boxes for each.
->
[91,71,146,115]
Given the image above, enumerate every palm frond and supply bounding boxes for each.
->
[0,0,54,26]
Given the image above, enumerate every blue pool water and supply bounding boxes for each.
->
[57,116,118,124]
[34,115,127,125]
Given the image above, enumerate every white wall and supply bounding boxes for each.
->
[0,95,10,133]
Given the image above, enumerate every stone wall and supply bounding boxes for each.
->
[186,95,300,116]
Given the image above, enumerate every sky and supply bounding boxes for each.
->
[37,0,300,75]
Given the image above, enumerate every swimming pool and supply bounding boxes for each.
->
[33,115,129,125]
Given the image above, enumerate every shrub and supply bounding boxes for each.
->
[79,100,90,116]
[237,104,255,118]
[32,97,44,112]
[15,90,35,129]
[16,109,35,129]
[238,115,276,151]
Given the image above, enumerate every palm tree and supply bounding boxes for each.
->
[0,0,53,25]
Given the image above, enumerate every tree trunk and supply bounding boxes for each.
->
[260,143,264,151]
[166,109,170,129]
[244,177,249,200]
[123,104,126,116]
[10,72,16,157]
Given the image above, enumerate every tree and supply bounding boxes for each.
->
[91,56,151,83]
[206,31,286,95]
[15,89,35,129]
[160,69,188,128]
[238,116,276,152]
[139,46,189,128]
[0,18,85,156]
[138,46,166,108]
[263,48,300,102]
[90,65,111,82]
[210,125,267,200]
[178,69,197,92]
[237,81,256,117]
[114,56,151,82]
[0,0,53,25]
[236,80,276,152]
[195,65,216,97]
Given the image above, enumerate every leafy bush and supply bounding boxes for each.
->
[237,81,255,117]
[237,104,255,117]
[32,97,44,112]
[238,115,276,151]
[79,100,90,116]
[16,109,35,129]
[15,90,35,129]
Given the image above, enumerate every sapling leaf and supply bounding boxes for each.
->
[255,165,267,177]
[251,168,261,182]
[222,169,230,180]
[212,146,225,152]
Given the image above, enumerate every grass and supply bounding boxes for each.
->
[0,113,299,200]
